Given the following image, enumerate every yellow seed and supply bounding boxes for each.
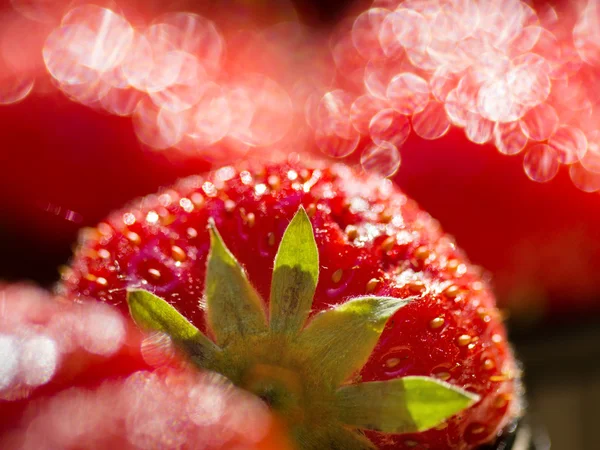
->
[494,394,511,408]
[191,192,204,206]
[306,203,317,218]
[97,222,112,236]
[187,228,198,239]
[444,285,460,298]
[471,281,484,291]
[159,213,173,226]
[471,425,486,435]
[435,422,449,430]
[385,357,400,368]
[98,249,110,259]
[267,175,280,189]
[457,334,471,346]
[147,268,161,280]
[58,265,73,279]
[489,374,508,382]
[483,358,495,371]
[82,248,98,259]
[345,225,358,241]
[171,246,187,262]
[477,306,491,322]
[267,232,276,246]
[78,227,100,242]
[492,334,503,343]
[127,231,141,245]
[366,278,380,293]
[430,317,445,329]
[381,236,396,252]
[408,281,426,294]
[84,273,97,282]
[331,269,343,284]
[414,246,430,260]
[96,277,108,286]
[379,209,393,223]
[447,259,460,271]
[246,212,256,228]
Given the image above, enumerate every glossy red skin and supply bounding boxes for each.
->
[60,162,518,449]
[0,285,288,450]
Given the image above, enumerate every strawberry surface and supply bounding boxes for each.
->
[0,284,290,450]
[59,162,520,449]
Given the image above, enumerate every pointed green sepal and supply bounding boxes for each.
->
[205,219,268,347]
[296,296,412,387]
[270,207,319,337]
[126,288,221,368]
[335,376,480,434]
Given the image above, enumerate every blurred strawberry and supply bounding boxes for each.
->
[0,283,290,449]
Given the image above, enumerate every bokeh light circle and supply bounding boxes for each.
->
[369,108,411,148]
[523,143,560,183]
[360,141,401,178]
[386,72,430,115]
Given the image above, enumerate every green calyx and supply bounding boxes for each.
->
[127,207,479,449]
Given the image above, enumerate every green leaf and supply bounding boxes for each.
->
[126,289,221,368]
[335,376,480,434]
[205,219,268,347]
[270,207,319,337]
[296,296,412,388]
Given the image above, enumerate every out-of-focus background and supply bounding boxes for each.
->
[1,0,600,448]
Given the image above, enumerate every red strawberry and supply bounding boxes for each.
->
[58,161,521,449]
[0,283,291,450]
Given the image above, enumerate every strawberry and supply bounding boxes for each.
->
[58,161,521,449]
[0,283,290,450]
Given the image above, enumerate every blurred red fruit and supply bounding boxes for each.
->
[0,283,291,450]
